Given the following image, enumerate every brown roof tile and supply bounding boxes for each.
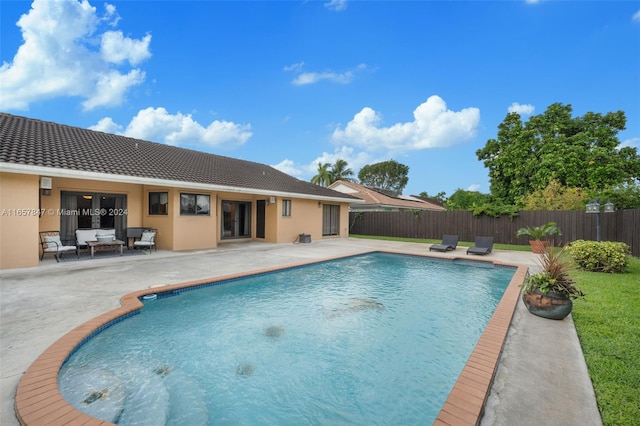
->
[328,180,445,210]
[0,113,359,200]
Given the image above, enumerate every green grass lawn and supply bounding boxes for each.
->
[351,235,639,425]
[571,257,640,426]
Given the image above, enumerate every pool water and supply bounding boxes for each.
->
[58,252,515,425]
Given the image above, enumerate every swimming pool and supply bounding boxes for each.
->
[56,252,516,425]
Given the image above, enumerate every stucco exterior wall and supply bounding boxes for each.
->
[0,173,40,269]
[38,177,144,232]
[140,186,174,250]
[171,189,218,251]
[0,173,352,269]
[276,198,322,243]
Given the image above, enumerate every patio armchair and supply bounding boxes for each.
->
[429,235,459,252]
[40,230,78,262]
[133,229,157,253]
[467,236,494,256]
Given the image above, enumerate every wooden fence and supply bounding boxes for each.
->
[348,209,640,257]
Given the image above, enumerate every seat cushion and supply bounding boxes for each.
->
[76,229,97,245]
[140,232,155,243]
[44,235,62,249]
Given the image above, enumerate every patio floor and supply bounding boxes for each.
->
[0,238,601,425]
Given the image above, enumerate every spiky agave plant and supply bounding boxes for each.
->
[523,244,585,300]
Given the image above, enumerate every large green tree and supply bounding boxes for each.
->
[358,160,409,196]
[446,189,492,210]
[476,103,640,205]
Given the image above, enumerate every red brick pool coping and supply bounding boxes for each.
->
[14,251,527,425]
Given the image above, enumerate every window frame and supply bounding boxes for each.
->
[282,199,292,217]
[149,192,169,215]
[180,193,211,216]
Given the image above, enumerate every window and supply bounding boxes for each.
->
[282,199,291,217]
[180,193,210,215]
[149,192,168,215]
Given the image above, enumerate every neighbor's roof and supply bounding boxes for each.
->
[328,180,445,210]
[0,113,360,202]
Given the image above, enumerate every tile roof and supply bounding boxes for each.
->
[0,113,359,201]
[328,180,445,210]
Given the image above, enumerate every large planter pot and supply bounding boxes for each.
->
[522,290,573,320]
[529,240,548,254]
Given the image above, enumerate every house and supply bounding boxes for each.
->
[328,180,445,212]
[0,113,362,270]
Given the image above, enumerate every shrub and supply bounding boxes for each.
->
[567,240,630,273]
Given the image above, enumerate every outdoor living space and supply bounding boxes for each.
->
[0,238,601,426]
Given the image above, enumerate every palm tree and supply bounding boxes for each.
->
[331,159,355,183]
[311,162,332,187]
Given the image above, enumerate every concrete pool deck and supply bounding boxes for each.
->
[0,238,601,425]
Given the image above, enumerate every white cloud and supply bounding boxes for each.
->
[274,146,373,179]
[100,31,151,65]
[633,10,640,22]
[620,137,640,149]
[286,63,367,86]
[331,95,480,153]
[0,0,151,111]
[272,159,303,177]
[83,69,145,110]
[93,107,252,149]
[324,0,348,12]
[283,62,304,72]
[467,184,481,192]
[89,116,123,134]
[507,102,535,116]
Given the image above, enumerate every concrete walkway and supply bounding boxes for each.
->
[0,238,601,425]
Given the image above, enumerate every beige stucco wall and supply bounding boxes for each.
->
[39,177,144,233]
[140,186,174,250]
[0,173,40,269]
[272,198,351,243]
[276,197,322,243]
[0,172,352,269]
[171,189,218,251]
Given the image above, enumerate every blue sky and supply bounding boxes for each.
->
[1,0,639,197]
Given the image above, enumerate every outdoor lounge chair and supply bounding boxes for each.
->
[133,229,156,253]
[429,235,459,252]
[467,236,494,256]
[40,230,78,262]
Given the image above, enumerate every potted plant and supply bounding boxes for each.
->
[516,221,562,254]
[521,245,584,320]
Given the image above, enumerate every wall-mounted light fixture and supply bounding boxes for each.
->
[39,177,52,196]
[318,201,322,208]
[269,196,276,204]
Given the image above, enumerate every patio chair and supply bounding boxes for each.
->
[429,235,459,252]
[40,230,78,262]
[133,229,156,253]
[467,236,494,256]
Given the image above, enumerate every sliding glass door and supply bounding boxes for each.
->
[322,204,340,236]
[60,192,127,241]
[221,200,251,239]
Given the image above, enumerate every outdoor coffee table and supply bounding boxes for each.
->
[87,240,125,258]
